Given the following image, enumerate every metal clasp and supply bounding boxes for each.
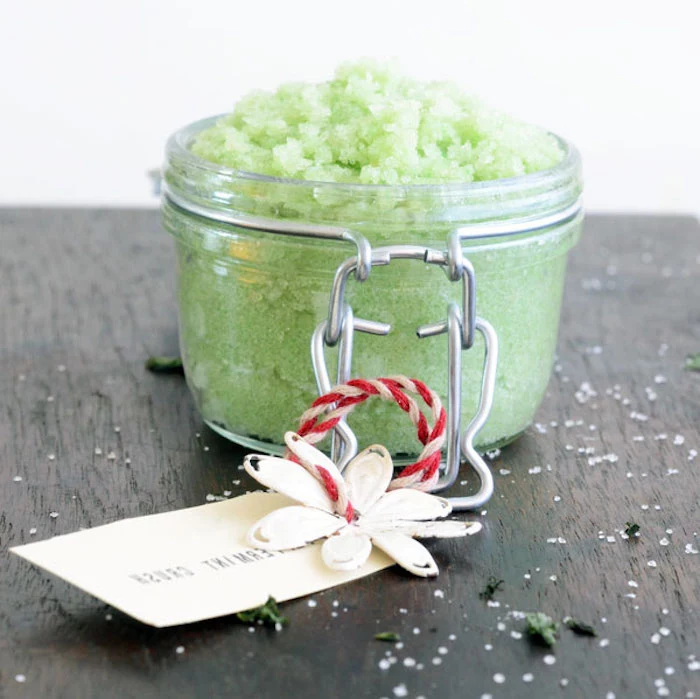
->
[312,242,499,511]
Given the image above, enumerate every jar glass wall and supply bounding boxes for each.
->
[163,117,583,456]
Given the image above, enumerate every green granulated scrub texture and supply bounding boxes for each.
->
[191,60,563,185]
[167,61,580,455]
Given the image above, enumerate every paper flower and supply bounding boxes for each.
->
[244,432,482,577]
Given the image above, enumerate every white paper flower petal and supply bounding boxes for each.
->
[373,519,482,539]
[244,454,334,513]
[343,445,393,514]
[321,530,373,571]
[364,488,452,523]
[284,432,347,495]
[371,532,439,578]
[248,506,345,550]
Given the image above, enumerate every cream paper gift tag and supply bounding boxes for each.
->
[11,492,393,628]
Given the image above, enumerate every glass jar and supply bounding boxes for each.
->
[162,117,583,457]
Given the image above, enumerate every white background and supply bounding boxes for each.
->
[1,0,699,213]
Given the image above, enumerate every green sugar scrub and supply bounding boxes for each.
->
[191,60,564,185]
[163,62,583,456]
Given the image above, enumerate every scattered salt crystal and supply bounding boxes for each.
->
[29,527,37,535]
[15,675,26,683]
[46,395,55,402]
[497,622,506,631]
[651,633,661,644]
[403,657,416,667]
[673,434,685,445]
[510,630,522,639]
[641,504,649,510]
[175,646,185,654]
[607,536,616,543]
[431,657,442,666]
[484,643,493,651]
[550,575,558,582]
[654,374,667,384]
[659,627,670,636]
[560,678,569,687]
[553,496,561,502]
[685,543,699,555]
[630,411,649,422]
[648,560,657,567]
[664,667,675,675]
[487,600,500,608]
[378,658,391,670]
[94,447,102,455]
[106,451,117,460]
[660,538,669,546]
[13,475,22,482]
[599,639,610,647]
[606,693,616,699]
[522,673,534,682]
[48,453,56,460]
[448,634,456,641]
[632,436,645,442]
[499,469,511,476]
[307,600,317,608]
[543,654,556,665]
[125,457,131,465]
[105,613,112,620]
[49,511,59,519]
[392,682,408,697]
[412,627,420,635]
[434,589,444,599]
[493,673,506,684]
[528,466,542,474]
[534,423,548,434]
[524,573,531,580]
[628,580,639,588]
[438,646,448,655]
[114,426,121,433]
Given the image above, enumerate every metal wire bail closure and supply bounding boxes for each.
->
[312,241,499,511]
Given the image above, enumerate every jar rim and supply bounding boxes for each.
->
[166,115,581,197]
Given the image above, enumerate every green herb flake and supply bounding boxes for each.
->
[563,616,598,637]
[479,576,504,601]
[624,521,641,537]
[525,612,558,647]
[236,597,288,627]
[685,353,700,371]
[145,356,184,374]
[375,632,401,642]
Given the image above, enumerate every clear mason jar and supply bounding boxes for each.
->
[162,116,583,457]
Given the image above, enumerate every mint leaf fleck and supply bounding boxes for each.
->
[525,612,558,647]
[236,597,288,627]
[145,356,184,374]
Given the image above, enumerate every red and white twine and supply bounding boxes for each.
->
[286,376,447,522]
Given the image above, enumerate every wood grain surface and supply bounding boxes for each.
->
[0,209,698,699]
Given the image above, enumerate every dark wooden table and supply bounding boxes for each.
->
[1,210,698,699]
